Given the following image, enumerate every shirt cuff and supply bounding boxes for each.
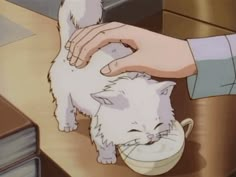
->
[187,35,236,99]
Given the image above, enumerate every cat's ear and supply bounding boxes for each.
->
[156,81,176,97]
[91,90,127,106]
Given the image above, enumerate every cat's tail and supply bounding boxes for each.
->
[58,0,103,48]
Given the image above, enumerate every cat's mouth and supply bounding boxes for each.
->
[122,139,159,146]
[145,141,156,145]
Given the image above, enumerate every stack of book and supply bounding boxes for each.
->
[0,95,41,177]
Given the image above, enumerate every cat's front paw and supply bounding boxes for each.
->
[97,154,117,164]
[58,122,78,132]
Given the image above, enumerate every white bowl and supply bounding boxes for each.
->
[118,118,194,176]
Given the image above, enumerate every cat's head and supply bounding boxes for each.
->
[91,77,176,146]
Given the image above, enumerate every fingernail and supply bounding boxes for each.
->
[65,41,71,49]
[69,60,75,66]
[75,59,83,68]
[69,56,77,65]
[67,52,72,60]
[101,66,111,74]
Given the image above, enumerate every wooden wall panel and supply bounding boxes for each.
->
[163,0,236,32]
[162,11,233,40]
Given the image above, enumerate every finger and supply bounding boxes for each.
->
[100,53,141,76]
[69,23,103,42]
[75,58,84,68]
[71,22,127,65]
[68,24,105,62]
[69,24,104,53]
[68,27,85,42]
[65,41,71,49]
[68,29,83,42]
[65,28,84,50]
[69,55,78,65]
[67,28,87,61]
[67,25,104,64]
[77,29,137,69]
[75,22,125,47]
[69,28,86,53]
[67,52,73,60]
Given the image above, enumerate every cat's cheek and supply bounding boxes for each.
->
[138,139,148,145]
[108,133,132,146]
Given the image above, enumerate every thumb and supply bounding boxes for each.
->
[100,54,139,76]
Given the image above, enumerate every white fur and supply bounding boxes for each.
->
[48,0,176,164]
[58,0,102,46]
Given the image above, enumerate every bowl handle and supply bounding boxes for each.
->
[180,118,194,138]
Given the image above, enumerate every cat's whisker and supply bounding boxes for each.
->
[123,138,140,146]
[156,130,178,138]
[158,130,170,134]
[124,144,139,161]
[160,137,176,142]
[117,139,140,157]
[159,133,178,136]
[122,139,135,146]
[167,133,178,136]
[117,145,131,157]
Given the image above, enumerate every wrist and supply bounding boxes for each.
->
[166,39,197,78]
[177,40,197,77]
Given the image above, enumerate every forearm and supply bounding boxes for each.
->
[187,34,236,99]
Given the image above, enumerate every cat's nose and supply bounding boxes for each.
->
[147,134,154,140]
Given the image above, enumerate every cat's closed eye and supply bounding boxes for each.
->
[128,129,142,133]
[154,123,163,130]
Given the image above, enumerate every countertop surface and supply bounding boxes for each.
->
[0,1,236,177]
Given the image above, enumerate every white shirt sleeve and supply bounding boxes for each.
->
[187,34,236,99]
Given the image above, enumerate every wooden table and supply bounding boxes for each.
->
[1,0,236,177]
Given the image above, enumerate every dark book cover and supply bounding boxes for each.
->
[0,94,40,172]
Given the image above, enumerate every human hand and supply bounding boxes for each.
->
[65,22,196,78]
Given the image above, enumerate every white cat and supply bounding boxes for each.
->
[48,0,176,164]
